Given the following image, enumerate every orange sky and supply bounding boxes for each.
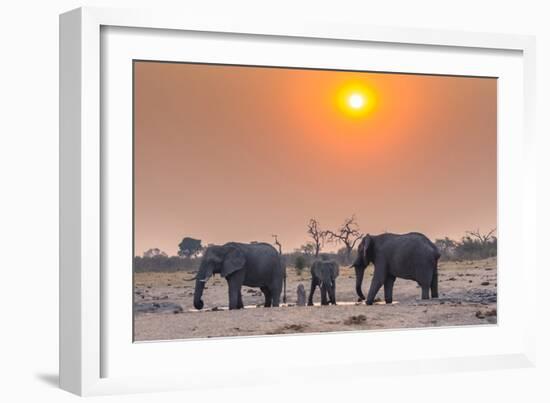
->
[134,61,496,256]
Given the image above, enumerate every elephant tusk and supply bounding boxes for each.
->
[182,275,209,282]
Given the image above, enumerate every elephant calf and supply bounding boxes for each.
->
[308,257,339,306]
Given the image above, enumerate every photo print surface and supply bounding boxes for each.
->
[133,61,497,341]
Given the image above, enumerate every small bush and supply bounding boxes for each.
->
[294,255,307,275]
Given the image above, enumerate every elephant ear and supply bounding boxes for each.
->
[221,247,246,278]
[322,263,335,282]
[332,262,340,278]
[351,237,367,268]
[207,246,224,263]
[362,235,372,262]
[311,262,323,279]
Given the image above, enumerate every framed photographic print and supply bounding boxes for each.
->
[132,61,498,341]
[60,7,537,396]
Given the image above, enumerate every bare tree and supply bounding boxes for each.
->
[325,215,363,264]
[272,234,286,303]
[466,228,496,246]
[272,234,282,255]
[307,218,327,257]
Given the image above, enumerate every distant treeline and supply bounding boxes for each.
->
[134,226,496,273]
[134,255,199,273]
[434,229,497,262]
[134,239,205,273]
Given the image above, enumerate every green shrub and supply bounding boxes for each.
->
[294,255,307,275]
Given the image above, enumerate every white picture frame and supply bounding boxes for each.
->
[59,6,537,396]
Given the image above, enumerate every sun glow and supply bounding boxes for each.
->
[348,93,365,109]
[336,83,377,118]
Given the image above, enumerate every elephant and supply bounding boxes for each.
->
[308,256,339,306]
[191,242,286,310]
[351,232,440,305]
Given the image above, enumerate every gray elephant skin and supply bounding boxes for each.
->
[193,242,286,310]
[308,258,339,306]
[352,233,440,305]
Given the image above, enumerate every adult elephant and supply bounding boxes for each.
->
[192,242,286,310]
[352,232,440,305]
[308,257,339,306]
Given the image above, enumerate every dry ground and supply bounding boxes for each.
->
[134,257,497,341]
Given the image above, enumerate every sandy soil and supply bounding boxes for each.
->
[134,257,497,341]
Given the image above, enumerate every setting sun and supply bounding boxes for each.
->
[336,83,377,118]
[348,93,365,109]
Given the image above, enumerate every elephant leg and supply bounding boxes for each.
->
[366,273,385,305]
[355,266,366,301]
[271,289,281,307]
[384,275,396,304]
[269,279,283,308]
[421,286,430,300]
[227,285,239,310]
[237,290,244,309]
[431,267,439,298]
[226,271,245,310]
[261,286,272,307]
[308,278,318,306]
[320,284,329,305]
[330,282,337,305]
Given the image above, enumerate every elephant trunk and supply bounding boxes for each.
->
[193,261,213,310]
[193,278,206,310]
[328,280,336,304]
[350,254,364,269]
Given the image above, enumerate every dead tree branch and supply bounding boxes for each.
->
[271,234,282,255]
[307,218,326,257]
[466,228,496,245]
[325,215,363,263]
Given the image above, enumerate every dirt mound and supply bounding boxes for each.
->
[134,302,183,314]
[267,323,309,334]
[343,314,367,325]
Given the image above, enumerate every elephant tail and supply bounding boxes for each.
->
[431,256,439,298]
[279,255,286,304]
[283,263,287,304]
